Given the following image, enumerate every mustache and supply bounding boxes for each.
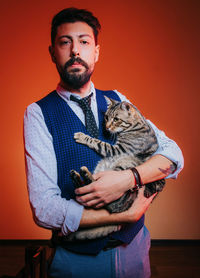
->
[64,57,89,70]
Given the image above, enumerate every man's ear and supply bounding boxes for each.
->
[94,44,100,63]
[49,45,56,63]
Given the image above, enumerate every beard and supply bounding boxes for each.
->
[58,57,94,90]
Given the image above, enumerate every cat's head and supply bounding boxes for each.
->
[104,96,142,133]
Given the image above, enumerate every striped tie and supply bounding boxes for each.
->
[70,94,99,138]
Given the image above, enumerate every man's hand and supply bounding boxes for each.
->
[79,186,156,227]
[75,154,173,209]
[126,187,157,222]
[75,170,134,208]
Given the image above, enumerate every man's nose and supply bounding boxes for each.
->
[71,42,80,57]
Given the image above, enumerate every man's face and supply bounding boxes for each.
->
[49,21,100,89]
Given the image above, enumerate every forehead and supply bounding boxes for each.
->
[56,21,95,40]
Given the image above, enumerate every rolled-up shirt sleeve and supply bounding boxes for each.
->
[24,103,83,235]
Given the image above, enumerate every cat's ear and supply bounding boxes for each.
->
[104,96,119,107]
[120,102,132,111]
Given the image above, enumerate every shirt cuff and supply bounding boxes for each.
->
[61,199,84,235]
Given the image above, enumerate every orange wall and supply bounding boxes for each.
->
[0,0,199,239]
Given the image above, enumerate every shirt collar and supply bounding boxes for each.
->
[56,82,96,102]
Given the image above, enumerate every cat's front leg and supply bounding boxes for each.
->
[74,132,89,144]
[74,132,105,155]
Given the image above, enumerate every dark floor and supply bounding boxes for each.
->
[150,242,200,278]
[0,240,199,277]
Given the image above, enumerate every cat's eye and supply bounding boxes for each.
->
[105,115,108,121]
[113,117,118,122]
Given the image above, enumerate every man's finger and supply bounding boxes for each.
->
[94,202,105,209]
[81,198,103,207]
[149,192,157,203]
[76,192,97,203]
[75,184,93,195]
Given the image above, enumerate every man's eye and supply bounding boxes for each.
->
[81,40,89,44]
[60,41,70,45]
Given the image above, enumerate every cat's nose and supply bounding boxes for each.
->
[106,123,111,130]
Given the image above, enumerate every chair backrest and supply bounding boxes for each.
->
[24,246,46,278]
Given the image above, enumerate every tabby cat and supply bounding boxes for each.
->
[67,97,165,241]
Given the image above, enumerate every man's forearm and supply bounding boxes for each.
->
[79,187,156,228]
[79,207,128,227]
[133,154,176,185]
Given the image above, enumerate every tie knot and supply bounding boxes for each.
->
[70,94,92,110]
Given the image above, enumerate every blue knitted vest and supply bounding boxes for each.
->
[37,89,144,255]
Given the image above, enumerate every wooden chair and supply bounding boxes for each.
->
[24,245,47,278]
[0,245,49,278]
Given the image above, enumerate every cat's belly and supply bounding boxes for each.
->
[93,154,142,174]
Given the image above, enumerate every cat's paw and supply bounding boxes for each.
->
[70,169,83,188]
[74,132,87,143]
[80,166,95,184]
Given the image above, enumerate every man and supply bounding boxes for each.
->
[24,8,183,278]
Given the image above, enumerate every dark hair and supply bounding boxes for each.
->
[51,7,101,45]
